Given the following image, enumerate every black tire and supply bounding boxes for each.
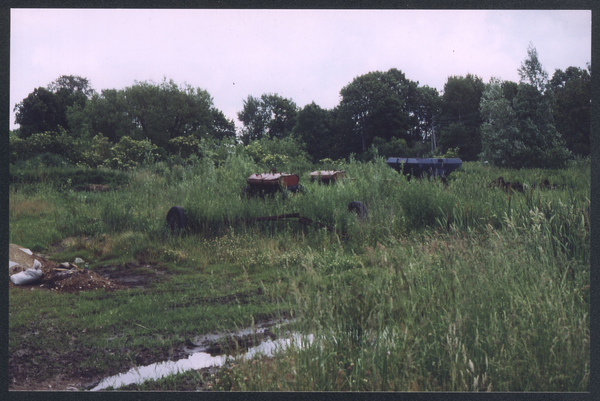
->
[347,201,369,221]
[166,206,188,232]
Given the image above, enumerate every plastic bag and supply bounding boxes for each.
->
[10,260,43,285]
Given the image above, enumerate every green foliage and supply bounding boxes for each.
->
[517,43,549,93]
[78,134,112,168]
[10,127,83,165]
[549,65,591,156]
[121,78,215,148]
[479,77,570,169]
[292,102,337,162]
[14,75,93,139]
[9,165,129,188]
[243,136,308,168]
[443,147,460,158]
[70,89,135,143]
[338,68,420,152]
[103,136,160,170]
[168,135,201,159]
[238,93,298,144]
[370,136,411,158]
[9,159,590,392]
[438,74,484,161]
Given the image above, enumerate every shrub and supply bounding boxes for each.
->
[103,136,160,170]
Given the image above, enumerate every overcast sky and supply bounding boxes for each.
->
[10,9,591,131]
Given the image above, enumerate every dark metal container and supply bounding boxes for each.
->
[386,157,463,178]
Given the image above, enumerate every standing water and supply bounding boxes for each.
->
[91,332,313,391]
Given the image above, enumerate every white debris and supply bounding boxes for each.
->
[10,260,43,285]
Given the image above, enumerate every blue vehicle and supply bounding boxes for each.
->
[386,157,462,178]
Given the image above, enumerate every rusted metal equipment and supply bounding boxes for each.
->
[386,157,462,178]
[167,171,367,237]
[243,172,301,198]
[309,170,346,184]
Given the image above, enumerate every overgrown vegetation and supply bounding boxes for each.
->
[9,155,590,392]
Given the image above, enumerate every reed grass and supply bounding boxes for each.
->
[9,155,590,391]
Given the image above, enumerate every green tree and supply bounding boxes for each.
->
[238,93,298,144]
[480,46,571,168]
[479,78,520,166]
[237,95,267,144]
[123,78,215,149]
[14,87,66,138]
[518,43,549,94]
[104,136,160,170]
[437,74,485,161]
[338,68,419,153]
[549,65,591,156]
[371,136,411,158]
[414,85,442,154]
[69,89,135,143]
[14,75,95,139]
[292,102,337,162]
[211,109,237,142]
[48,75,95,97]
[480,76,570,169]
[244,136,308,167]
[501,80,519,104]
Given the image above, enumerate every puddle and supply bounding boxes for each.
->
[90,332,313,391]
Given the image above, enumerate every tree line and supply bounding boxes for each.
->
[11,45,590,169]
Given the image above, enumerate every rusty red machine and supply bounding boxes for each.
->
[167,169,362,235]
[243,172,301,198]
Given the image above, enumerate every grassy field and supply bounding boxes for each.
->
[8,155,590,391]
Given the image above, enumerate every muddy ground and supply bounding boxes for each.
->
[9,244,285,392]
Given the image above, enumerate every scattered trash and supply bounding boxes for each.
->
[9,243,122,294]
[74,258,85,264]
[10,260,43,285]
[9,244,37,270]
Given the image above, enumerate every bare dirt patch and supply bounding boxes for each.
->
[93,262,165,289]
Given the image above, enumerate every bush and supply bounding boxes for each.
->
[103,136,160,170]
[244,136,308,169]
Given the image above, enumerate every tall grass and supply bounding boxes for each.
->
[9,154,590,391]
[215,225,589,391]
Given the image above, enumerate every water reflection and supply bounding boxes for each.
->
[91,333,312,391]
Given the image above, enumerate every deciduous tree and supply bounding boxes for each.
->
[292,102,337,162]
[15,75,95,139]
[338,68,419,153]
[549,65,591,156]
[237,93,298,144]
[437,74,484,161]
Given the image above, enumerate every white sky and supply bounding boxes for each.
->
[9,9,591,132]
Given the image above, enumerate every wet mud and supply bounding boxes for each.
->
[9,243,288,391]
